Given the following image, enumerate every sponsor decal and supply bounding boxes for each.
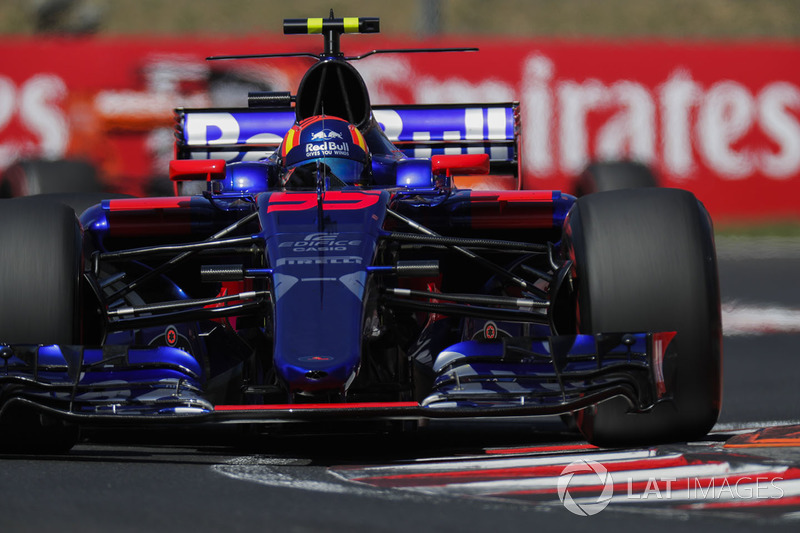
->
[148,324,192,354]
[309,129,344,141]
[165,326,178,347]
[470,320,511,340]
[276,256,362,266]
[304,139,350,158]
[279,232,362,253]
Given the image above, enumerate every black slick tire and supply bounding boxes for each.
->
[0,198,82,453]
[1,159,101,197]
[575,160,658,196]
[564,188,722,446]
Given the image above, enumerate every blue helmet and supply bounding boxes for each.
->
[280,115,370,188]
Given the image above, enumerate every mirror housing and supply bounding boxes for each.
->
[431,154,490,176]
[169,159,226,182]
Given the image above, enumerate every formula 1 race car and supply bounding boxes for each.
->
[0,14,721,453]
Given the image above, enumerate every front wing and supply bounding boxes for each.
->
[0,332,672,426]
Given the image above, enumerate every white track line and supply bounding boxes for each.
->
[380,462,783,497]
[722,302,800,336]
[334,450,660,480]
[712,420,800,433]
[715,236,800,260]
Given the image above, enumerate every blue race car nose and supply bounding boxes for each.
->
[271,273,365,394]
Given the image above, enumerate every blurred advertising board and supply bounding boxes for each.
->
[1,36,798,220]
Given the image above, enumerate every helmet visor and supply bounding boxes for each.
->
[283,158,366,190]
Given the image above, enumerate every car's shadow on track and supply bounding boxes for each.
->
[235,417,584,465]
[1,416,585,466]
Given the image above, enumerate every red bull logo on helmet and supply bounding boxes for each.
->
[305,139,351,158]
[310,129,344,141]
[282,115,368,167]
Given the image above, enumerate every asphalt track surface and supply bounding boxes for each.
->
[2,237,800,533]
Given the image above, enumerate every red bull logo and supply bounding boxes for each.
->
[305,140,350,157]
[310,129,344,141]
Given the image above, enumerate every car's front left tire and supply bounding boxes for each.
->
[0,198,83,452]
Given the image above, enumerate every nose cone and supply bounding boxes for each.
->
[271,270,366,394]
[279,354,360,393]
[257,189,389,395]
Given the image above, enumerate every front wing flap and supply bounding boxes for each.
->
[0,332,672,425]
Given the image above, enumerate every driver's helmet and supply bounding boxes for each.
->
[280,115,370,189]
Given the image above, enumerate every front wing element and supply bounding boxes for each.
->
[424,332,673,413]
[0,332,671,425]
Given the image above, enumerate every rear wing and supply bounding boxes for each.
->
[173,102,520,176]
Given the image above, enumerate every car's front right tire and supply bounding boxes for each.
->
[563,188,722,447]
